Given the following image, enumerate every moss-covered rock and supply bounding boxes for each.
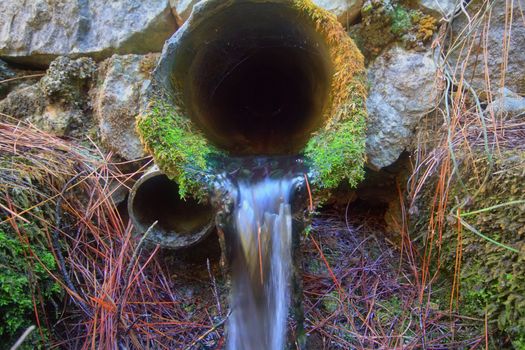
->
[349,0,437,61]
[416,149,525,347]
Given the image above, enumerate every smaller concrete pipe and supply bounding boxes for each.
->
[128,166,215,249]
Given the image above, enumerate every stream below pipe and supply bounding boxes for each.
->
[227,175,294,350]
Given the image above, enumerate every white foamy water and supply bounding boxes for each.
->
[227,176,295,350]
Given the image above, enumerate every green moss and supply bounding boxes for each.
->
[391,6,412,36]
[418,150,525,345]
[137,100,222,199]
[0,224,60,348]
[304,80,367,189]
[322,290,340,313]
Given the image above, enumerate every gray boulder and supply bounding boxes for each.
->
[366,46,440,170]
[449,0,525,96]
[0,0,176,67]
[92,54,158,160]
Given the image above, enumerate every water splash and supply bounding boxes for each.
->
[226,176,297,350]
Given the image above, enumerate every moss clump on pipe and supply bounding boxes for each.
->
[137,100,222,199]
[295,0,368,190]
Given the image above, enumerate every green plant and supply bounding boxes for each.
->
[0,225,60,346]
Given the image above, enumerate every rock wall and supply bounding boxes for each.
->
[0,0,523,170]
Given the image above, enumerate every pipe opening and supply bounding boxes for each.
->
[171,2,333,155]
[129,172,214,248]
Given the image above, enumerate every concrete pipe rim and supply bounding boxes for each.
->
[128,167,216,250]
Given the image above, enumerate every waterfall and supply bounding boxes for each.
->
[226,175,297,350]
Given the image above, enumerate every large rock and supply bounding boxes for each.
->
[366,46,439,170]
[170,0,363,27]
[0,0,177,67]
[449,0,525,96]
[92,54,158,160]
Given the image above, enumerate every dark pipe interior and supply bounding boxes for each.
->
[171,3,333,155]
[132,174,213,235]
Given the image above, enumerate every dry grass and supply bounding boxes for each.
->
[0,119,225,349]
[301,208,483,350]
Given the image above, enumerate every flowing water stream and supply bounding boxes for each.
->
[222,163,302,350]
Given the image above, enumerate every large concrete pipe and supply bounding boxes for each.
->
[128,167,215,249]
[137,0,368,198]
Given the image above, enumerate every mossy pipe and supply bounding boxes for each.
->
[128,166,215,249]
[137,0,368,199]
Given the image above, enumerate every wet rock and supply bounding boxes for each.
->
[92,54,158,160]
[312,0,363,27]
[0,0,177,67]
[486,88,525,120]
[449,0,525,95]
[366,46,439,170]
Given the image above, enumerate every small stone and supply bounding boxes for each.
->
[30,105,84,136]
[420,0,456,19]
[40,56,96,106]
[0,84,46,122]
[486,88,525,120]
